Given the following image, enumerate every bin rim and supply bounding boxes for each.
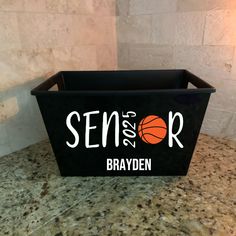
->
[31,69,216,96]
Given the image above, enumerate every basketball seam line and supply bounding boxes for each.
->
[139,126,167,132]
[142,116,160,126]
[140,118,149,144]
[141,132,163,140]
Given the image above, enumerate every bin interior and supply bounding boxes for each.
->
[59,70,188,91]
[32,70,215,94]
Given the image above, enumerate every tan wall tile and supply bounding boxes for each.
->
[117,15,151,43]
[175,12,205,45]
[0,0,24,11]
[177,0,207,12]
[72,16,116,45]
[96,44,117,70]
[47,14,74,47]
[127,45,174,69]
[0,13,21,50]
[0,49,54,91]
[67,0,93,14]
[206,78,236,113]
[0,124,11,156]
[18,13,77,49]
[46,0,67,13]
[204,10,236,45]
[24,0,47,12]
[224,113,236,139]
[116,0,129,16]
[17,13,51,49]
[202,108,234,137]
[174,46,234,79]
[117,43,129,69]
[93,0,116,16]
[152,14,175,45]
[129,0,176,15]
[0,97,19,123]
[207,0,236,10]
[231,48,236,80]
[53,46,97,71]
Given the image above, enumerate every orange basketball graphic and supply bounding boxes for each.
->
[138,115,167,144]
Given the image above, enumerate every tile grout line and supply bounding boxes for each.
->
[0,9,115,16]
[28,177,117,235]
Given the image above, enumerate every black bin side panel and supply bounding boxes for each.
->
[36,92,210,176]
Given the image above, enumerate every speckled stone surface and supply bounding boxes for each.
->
[0,134,235,235]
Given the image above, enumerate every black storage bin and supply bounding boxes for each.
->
[31,70,215,176]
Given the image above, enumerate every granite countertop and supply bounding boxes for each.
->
[0,134,235,236]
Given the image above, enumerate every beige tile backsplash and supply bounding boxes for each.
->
[0,0,117,157]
